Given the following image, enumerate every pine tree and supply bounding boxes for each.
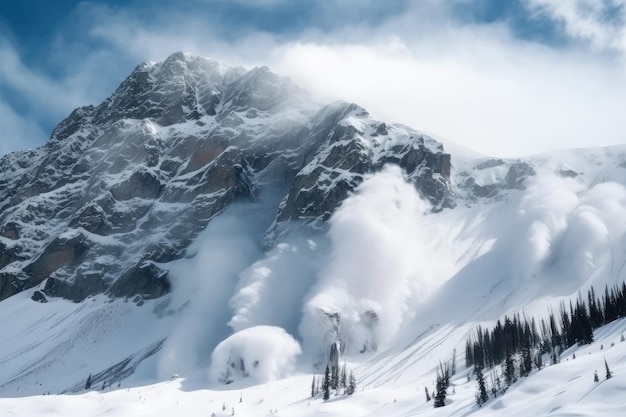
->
[475,367,489,407]
[551,350,559,365]
[504,353,516,386]
[323,365,331,401]
[331,364,339,391]
[340,363,347,391]
[451,349,457,376]
[347,371,356,395]
[605,358,612,379]
[518,346,531,377]
[85,374,92,390]
[594,370,599,382]
[533,349,543,369]
[311,375,316,398]
[434,366,447,408]
[424,387,431,402]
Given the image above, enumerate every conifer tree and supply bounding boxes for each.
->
[340,363,347,391]
[434,366,447,408]
[311,375,316,397]
[451,349,457,376]
[85,374,92,390]
[533,349,543,369]
[594,370,599,382]
[475,367,489,407]
[521,346,532,376]
[323,365,331,401]
[605,358,612,380]
[347,371,356,395]
[504,353,516,386]
[424,386,431,402]
[551,350,559,365]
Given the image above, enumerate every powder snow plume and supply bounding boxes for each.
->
[300,165,452,357]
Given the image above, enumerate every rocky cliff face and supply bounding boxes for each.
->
[0,52,454,303]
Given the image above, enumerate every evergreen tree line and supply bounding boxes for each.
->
[311,363,356,399]
[466,283,626,370]
[310,343,356,400]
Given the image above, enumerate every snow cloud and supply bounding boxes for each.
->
[209,325,301,384]
[227,234,327,335]
[156,193,278,379]
[493,171,626,294]
[300,165,452,357]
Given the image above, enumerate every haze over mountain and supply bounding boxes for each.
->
[1,52,626,417]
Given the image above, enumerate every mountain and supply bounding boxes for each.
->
[2,52,626,417]
[0,51,453,304]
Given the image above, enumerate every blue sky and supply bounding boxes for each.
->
[0,0,625,157]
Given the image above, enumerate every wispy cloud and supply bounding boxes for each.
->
[527,0,626,52]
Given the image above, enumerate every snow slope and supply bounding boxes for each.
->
[3,142,626,399]
[1,316,625,416]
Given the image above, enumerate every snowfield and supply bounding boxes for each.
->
[1,316,625,416]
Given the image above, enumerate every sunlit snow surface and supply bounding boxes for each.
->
[1,318,626,416]
[3,145,626,415]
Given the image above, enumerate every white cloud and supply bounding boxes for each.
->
[526,0,626,52]
[2,1,626,158]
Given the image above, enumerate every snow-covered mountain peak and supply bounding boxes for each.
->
[0,52,454,308]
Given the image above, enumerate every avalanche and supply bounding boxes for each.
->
[3,53,626,417]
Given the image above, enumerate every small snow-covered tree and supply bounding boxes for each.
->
[424,386,431,402]
[85,374,92,390]
[434,367,447,408]
[605,358,612,379]
[311,375,316,398]
[594,370,599,382]
[451,349,457,376]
